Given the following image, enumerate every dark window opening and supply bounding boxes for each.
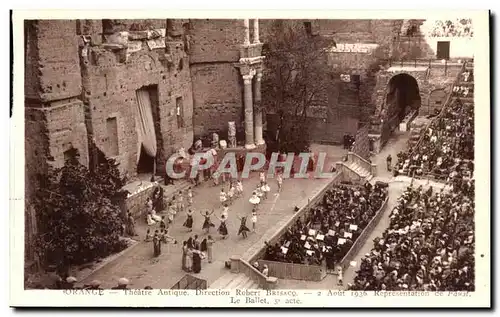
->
[406,25,418,37]
[63,148,73,162]
[436,41,450,60]
[304,22,312,36]
[352,74,361,89]
[106,117,119,156]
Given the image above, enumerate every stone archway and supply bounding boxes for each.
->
[369,70,428,148]
[384,73,421,122]
[372,68,429,123]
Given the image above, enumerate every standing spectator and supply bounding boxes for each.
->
[206,235,215,263]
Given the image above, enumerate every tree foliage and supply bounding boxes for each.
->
[262,21,336,154]
[34,145,129,272]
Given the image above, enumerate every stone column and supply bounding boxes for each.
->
[253,19,260,44]
[254,71,265,145]
[243,71,256,149]
[243,19,251,45]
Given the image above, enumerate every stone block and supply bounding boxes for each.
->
[129,30,150,40]
[90,34,103,46]
[265,277,278,290]
[230,256,240,273]
[76,19,103,35]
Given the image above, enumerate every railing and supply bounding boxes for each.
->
[347,152,377,176]
[170,274,208,290]
[257,259,326,282]
[335,161,368,185]
[229,257,276,289]
[383,57,464,75]
[409,60,467,156]
[337,197,388,273]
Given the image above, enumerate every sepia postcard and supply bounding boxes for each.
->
[10,9,490,308]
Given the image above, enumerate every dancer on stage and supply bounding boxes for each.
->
[227,183,235,204]
[251,210,258,232]
[261,182,270,200]
[236,179,244,197]
[153,230,161,257]
[276,172,283,193]
[255,185,263,200]
[167,202,175,224]
[177,191,185,214]
[200,210,215,233]
[222,204,229,218]
[259,171,266,185]
[215,213,228,239]
[187,187,194,206]
[249,191,260,211]
[206,235,215,263]
[183,209,194,232]
[219,188,227,207]
[237,215,251,239]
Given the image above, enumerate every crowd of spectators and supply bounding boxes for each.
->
[349,180,475,291]
[393,97,474,181]
[263,184,388,271]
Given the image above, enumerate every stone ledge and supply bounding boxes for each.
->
[75,238,140,286]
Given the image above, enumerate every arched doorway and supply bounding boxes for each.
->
[384,73,421,123]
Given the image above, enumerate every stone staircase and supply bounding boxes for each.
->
[344,161,374,183]
[159,178,192,200]
[210,272,261,289]
[337,152,376,185]
[407,124,425,148]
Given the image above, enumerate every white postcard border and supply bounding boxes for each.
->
[9,9,491,308]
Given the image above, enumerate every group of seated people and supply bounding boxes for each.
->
[452,85,474,98]
[263,184,388,271]
[394,97,474,181]
[349,179,475,291]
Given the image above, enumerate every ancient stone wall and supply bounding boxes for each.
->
[78,19,194,177]
[190,63,243,137]
[323,20,401,136]
[24,20,90,262]
[317,19,373,35]
[189,19,247,138]
[24,20,89,180]
[352,124,370,159]
[371,20,404,58]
